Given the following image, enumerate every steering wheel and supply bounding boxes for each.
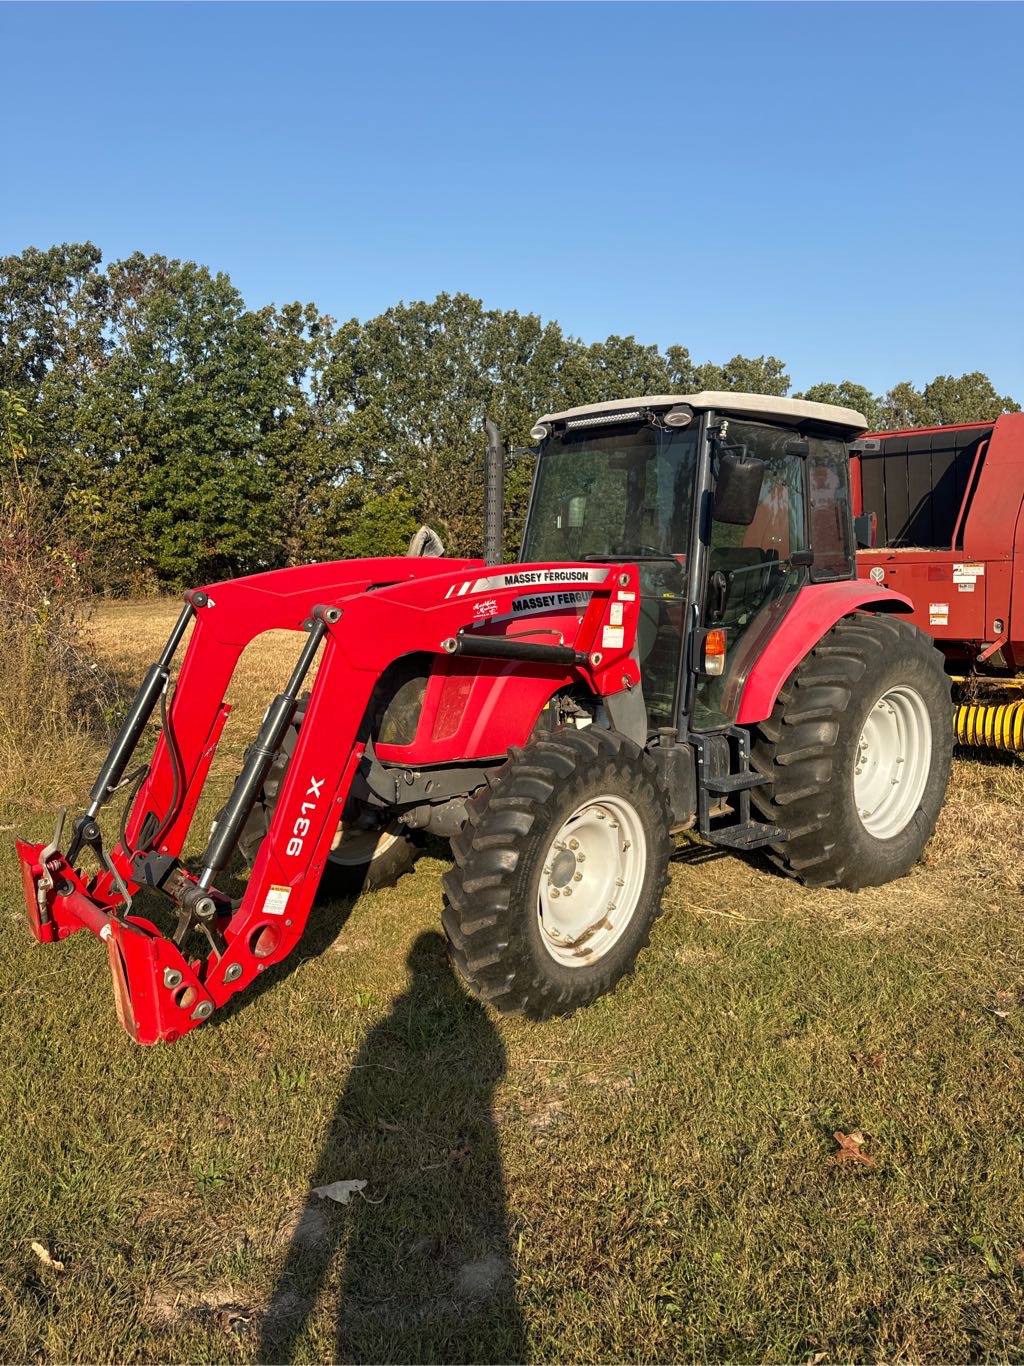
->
[610,544,664,558]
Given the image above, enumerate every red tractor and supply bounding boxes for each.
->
[17,393,953,1044]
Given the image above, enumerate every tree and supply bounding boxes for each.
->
[691,353,791,396]
[72,254,333,586]
[875,372,1019,431]
[920,372,1020,426]
[555,334,672,409]
[795,381,881,429]
[666,345,790,396]
[0,242,107,393]
[3,243,1022,586]
[876,381,929,431]
[323,294,577,556]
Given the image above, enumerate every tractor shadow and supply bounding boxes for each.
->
[258,930,526,1365]
[670,836,781,879]
[671,839,728,869]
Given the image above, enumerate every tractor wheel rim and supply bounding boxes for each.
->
[854,684,933,839]
[328,824,401,867]
[537,794,647,967]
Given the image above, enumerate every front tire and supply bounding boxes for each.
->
[749,613,952,889]
[442,727,672,1019]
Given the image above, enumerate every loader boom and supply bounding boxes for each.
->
[17,555,642,1042]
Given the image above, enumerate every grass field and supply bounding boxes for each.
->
[3,599,1024,1364]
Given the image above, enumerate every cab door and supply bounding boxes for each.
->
[693,423,811,730]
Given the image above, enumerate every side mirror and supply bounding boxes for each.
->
[713,449,766,525]
[854,511,877,549]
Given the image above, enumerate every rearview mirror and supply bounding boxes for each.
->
[557,495,587,530]
[713,449,766,525]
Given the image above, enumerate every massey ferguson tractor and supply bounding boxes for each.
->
[16,392,954,1044]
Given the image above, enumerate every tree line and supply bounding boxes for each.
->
[1,242,1018,592]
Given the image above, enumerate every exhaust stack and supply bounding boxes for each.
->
[483,417,505,566]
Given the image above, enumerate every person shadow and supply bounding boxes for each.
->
[258,930,527,1365]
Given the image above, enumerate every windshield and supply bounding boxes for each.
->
[521,423,699,563]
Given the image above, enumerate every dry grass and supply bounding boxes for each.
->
[3,598,1024,1363]
[0,487,119,826]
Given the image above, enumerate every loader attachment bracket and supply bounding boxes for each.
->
[16,838,214,1043]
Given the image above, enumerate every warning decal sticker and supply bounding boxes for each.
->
[929,602,949,626]
[263,885,291,917]
[953,562,984,584]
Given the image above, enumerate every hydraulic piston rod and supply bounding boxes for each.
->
[65,596,202,866]
[86,599,197,818]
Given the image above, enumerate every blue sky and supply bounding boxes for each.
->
[2,1,1021,397]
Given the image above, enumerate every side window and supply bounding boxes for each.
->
[740,456,806,560]
[807,449,854,580]
[708,425,807,626]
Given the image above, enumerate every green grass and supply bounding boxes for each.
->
[2,602,1024,1363]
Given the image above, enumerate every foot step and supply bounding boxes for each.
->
[701,771,769,795]
[705,820,783,851]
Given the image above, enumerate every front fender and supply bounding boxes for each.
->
[735,581,913,726]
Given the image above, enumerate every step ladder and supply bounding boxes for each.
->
[690,727,784,851]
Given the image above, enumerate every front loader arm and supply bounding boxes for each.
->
[16,557,642,1044]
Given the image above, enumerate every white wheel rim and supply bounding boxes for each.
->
[537,794,647,967]
[328,824,400,867]
[853,685,932,839]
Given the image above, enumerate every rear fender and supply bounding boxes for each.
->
[735,581,913,726]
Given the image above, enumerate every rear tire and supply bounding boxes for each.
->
[749,613,952,889]
[442,727,672,1019]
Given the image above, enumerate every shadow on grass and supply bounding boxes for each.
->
[671,838,728,868]
[671,834,788,881]
[258,930,525,1365]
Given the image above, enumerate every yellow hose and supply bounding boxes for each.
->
[955,699,1024,752]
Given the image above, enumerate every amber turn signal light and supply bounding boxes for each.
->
[702,628,727,676]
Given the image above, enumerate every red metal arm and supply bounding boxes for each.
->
[16,557,642,1044]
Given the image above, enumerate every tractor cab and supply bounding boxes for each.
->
[523,393,866,733]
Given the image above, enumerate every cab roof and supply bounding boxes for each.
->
[536,391,868,438]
